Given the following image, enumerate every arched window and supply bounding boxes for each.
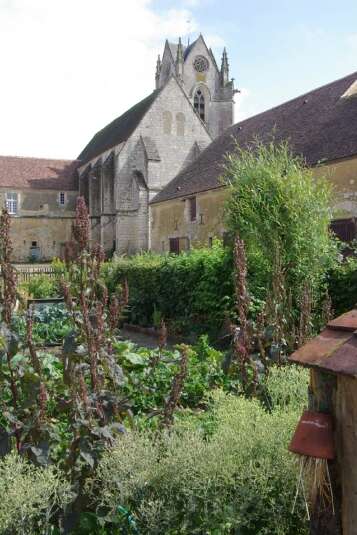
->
[176,112,185,136]
[163,111,172,134]
[194,89,205,122]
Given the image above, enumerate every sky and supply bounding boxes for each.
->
[0,0,356,160]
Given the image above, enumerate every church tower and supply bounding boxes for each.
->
[156,34,236,138]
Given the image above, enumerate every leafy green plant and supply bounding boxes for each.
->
[22,275,59,299]
[13,303,71,346]
[113,336,229,425]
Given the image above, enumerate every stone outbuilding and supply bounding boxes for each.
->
[0,156,79,262]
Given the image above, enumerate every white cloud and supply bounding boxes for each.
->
[0,0,222,159]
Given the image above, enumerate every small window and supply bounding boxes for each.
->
[169,238,180,254]
[31,241,37,247]
[59,192,66,206]
[5,192,18,215]
[188,197,197,222]
[208,236,213,248]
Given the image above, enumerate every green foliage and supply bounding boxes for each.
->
[326,256,357,316]
[223,140,335,301]
[93,366,309,535]
[104,242,233,336]
[22,275,59,299]
[264,364,309,411]
[0,452,71,534]
[13,303,71,346]
[114,336,232,423]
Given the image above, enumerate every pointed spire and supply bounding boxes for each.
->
[155,54,161,89]
[221,47,229,86]
[176,37,184,83]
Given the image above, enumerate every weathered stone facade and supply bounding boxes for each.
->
[0,156,79,262]
[0,187,77,262]
[157,35,235,139]
[78,75,214,255]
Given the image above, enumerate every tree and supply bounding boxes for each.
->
[223,139,334,304]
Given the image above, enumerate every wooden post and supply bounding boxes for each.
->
[309,370,342,535]
[335,375,357,534]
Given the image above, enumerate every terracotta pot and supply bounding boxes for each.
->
[288,410,335,460]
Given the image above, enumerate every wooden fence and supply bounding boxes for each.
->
[12,264,56,283]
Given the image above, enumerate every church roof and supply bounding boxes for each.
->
[151,70,357,204]
[0,156,79,190]
[167,38,197,62]
[78,90,159,164]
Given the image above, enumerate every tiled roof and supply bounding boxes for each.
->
[78,90,160,164]
[0,156,79,190]
[151,71,357,204]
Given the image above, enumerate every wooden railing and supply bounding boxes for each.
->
[12,264,56,283]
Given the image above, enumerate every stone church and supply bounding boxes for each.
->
[0,34,235,262]
[77,34,236,255]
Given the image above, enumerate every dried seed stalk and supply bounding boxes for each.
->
[162,344,189,427]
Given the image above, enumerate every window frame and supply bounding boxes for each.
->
[58,191,66,207]
[5,192,18,215]
[194,89,205,122]
[188,196,197,222]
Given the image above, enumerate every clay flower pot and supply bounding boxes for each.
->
[289,410,335,460]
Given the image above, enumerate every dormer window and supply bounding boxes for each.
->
[5,192,18,215]
[59,192,66,206]
[194,89,205,122]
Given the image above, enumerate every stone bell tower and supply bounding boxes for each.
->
[156,34,237,138]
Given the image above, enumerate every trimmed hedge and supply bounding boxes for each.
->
[104,243,357,339]
[104,243,234,336]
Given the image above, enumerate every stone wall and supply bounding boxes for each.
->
[0,187,77,262]
[150,187,228,252]
[9,215,74,262]
[314,157,357,218]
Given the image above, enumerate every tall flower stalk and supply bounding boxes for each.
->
[231,235,257,392]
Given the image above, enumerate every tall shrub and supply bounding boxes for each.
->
[223,140,334,302]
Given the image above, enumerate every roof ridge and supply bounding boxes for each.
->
[232,70,357,130]
[0,154,78,163]
[77,89,161,164]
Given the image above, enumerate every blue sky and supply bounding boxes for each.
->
[0,0,356,158]
[154,0,357,120]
